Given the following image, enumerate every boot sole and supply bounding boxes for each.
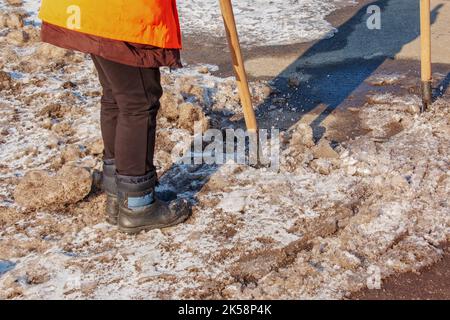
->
[118,213,189,235]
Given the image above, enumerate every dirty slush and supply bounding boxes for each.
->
[0,0,449,299]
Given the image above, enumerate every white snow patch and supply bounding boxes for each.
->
[178,0,358,46]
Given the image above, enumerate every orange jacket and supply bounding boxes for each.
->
[39,0,182,49]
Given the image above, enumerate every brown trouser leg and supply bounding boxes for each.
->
[91,55,163,176]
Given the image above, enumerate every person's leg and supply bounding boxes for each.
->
[91,56,189,233]
[91,55,119,161]
[114,66,160,176]
[92,55,120,224]
[90,55,162,176]
[91,55,119,225]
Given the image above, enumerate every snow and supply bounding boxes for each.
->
[178,0,357,46]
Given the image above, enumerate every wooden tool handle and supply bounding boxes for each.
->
[219,0,258,132]
[420,0,432,82]
[420,0,432,110]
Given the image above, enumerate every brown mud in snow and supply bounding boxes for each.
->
[0,1,449,299]
[353,243,450,300]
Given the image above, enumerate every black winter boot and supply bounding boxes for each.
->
[103,159,119,225]
[117,172,190,234]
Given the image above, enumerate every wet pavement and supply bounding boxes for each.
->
[352,244,449,300]
[0,260,16,277]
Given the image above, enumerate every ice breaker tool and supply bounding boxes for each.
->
[420,0,432,112]
[219,0,258,132]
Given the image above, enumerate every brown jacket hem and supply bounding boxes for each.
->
[40,22,182,69]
